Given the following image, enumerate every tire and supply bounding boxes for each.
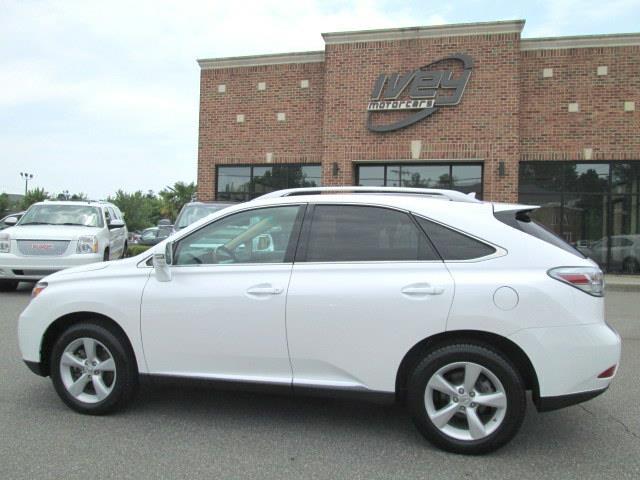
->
[407,343,526,455]
[120,242,128,259]
[103,248,110,262]
[50,322,138,415]
[0,280,19,291]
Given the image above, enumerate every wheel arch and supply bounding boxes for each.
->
[395,330,539,403]
[39,311,138,377]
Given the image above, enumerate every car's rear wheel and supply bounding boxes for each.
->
[407,344,526,454]
[120,241,128,259]
[103,248,110,262]
[50,322,138,415]
[0,280,19,291]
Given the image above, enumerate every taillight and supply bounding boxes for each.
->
[548,267,604,297]
[598,365,617,378]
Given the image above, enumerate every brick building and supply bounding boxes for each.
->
[197,20,640,273]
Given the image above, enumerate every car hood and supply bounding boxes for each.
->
[48,261,112,279]
[3,225,101,240]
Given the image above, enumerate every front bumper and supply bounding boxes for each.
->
[0,253,103,280]
[509,323,621,408]
[24,360,47,377]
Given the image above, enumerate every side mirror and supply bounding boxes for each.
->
[4,216,18,226]
[108,219,125,229]
[254,234,273,252]
[152,242,173,282]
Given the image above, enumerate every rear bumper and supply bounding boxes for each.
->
[510,322,621,399]
[537,387,608,412]
[0,253,102,280]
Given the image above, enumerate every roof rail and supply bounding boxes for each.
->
[255,186,481,203]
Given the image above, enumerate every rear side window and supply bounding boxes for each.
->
[304,205,439,262]
[415,216,496,260]
[494,210,585,258]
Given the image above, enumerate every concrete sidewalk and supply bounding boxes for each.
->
[606,275,640,292]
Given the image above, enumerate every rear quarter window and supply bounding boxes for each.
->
[415,216,497,260]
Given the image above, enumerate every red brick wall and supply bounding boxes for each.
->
[198,32,639,203]
[198,62,325,200]
[520,46,640,163]
[320,33,521,201]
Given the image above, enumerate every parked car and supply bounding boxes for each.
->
[173,201,233,231]
[138,226,172,246]
[580,235,640,273]
[17,187,620,454]
[0,211,24,230]
[0,200,127,290]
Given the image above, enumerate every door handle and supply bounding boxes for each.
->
[246,285,283,296]
[401,284,444,296]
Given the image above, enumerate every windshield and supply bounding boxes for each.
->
[175,204,227,229]
[19,204,104,227]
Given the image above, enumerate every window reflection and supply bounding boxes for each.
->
[519,162,640,274]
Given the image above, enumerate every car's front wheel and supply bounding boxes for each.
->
[50,322,138,415]
[407,344,526,454]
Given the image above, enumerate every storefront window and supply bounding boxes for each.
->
[519,161,640,274]
[356,163,483,198]
[217,164,321,201]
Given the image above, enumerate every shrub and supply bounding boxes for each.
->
[126,245,152,258]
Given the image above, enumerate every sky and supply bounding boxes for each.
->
[1,0,639,199]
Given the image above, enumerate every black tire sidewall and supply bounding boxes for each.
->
[50,322,137,415]
[408,344,526,455]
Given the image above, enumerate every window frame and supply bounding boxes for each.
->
[171,204,307,267]
[294,203,443,264]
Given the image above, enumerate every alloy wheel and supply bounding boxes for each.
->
[59,337,116,404]
[424,361,507,441]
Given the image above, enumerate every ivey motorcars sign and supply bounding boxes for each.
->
[366,53,473,132]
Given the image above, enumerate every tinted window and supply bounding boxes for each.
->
[174,206,301,265]
[217,165,322,201]
[305,205,438,262]
[494,210,585,258]
[416,216,496,260]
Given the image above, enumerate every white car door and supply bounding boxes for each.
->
[286,204,455,394]
[140,204,305,384]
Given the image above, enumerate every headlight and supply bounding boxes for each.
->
[31,281,48,299]
[0,233,9,253]
[76,236,98,254]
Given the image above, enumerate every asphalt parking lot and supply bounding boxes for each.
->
[1,284,639,479]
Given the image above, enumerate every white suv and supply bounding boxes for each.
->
[0,200,127,290]
[17,188,620,454]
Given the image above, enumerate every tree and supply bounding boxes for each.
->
[0,193,13,217]
[21,188,48,210]
[158,182,197,221]
[108,190,162,232]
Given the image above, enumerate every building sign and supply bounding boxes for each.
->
[366,53,473,132]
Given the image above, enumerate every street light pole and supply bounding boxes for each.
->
[20,172,34,196]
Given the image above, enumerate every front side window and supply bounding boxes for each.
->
[304,205,439,262]
[19,204,104,228]
[174,205,302,265]
[415,216,496,260]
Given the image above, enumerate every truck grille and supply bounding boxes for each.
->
[17,240,70,256]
